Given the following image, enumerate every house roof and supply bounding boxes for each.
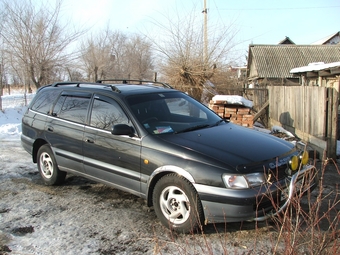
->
[278,36,295,45]
[312,31,340,45]
[247,45,340,79]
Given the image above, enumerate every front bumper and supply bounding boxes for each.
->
[194,165,318,224]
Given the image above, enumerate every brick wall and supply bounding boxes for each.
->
[209,101,254,128]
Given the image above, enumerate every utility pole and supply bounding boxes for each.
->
[203,0,208,69]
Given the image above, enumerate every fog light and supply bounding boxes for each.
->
[300,151,309,165]
[289,155,299,171]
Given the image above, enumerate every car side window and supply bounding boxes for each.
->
[52,93,91,124]
[31,89,60,114]
[90,95,129,130]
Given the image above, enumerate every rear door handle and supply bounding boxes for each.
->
[47,126,54,132]
[85,137,94,143]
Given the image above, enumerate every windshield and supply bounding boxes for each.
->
[127,91,223,135]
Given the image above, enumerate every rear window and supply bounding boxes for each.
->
[31,89,60,114]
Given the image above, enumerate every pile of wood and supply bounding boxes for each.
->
[209,101,254,128]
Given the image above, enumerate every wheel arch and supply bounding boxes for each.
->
[32,139,48,163]
[146,165,195,207]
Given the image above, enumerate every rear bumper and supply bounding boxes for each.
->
[21,134,34,155]
[194,165,318,223]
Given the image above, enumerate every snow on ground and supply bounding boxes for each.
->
[0,93,34,140]
[0,107,26,140]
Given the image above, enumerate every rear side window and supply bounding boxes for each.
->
[31,89,59,114]
[52,93,91,124]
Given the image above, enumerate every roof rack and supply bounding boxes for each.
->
[50,81,121,92]
[96,79,173,89]
[51,81,98,87]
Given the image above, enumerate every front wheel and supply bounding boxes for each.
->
[153,173,204,233]
[37,145,66,185]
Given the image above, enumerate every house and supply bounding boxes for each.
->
[312,31,340,45]
[278,36,295,45]
[247,44,340,87]
[227,65,247,80]
[246,35,340,158]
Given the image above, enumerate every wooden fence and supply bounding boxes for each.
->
[244,88,268,110]
[237,86,338,159]
[267,86,338,159]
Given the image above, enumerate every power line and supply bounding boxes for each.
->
[217,6,340,11]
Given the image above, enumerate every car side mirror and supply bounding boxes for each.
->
[112,124,135,137]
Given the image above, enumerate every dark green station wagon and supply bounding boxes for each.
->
[21,80,318,233]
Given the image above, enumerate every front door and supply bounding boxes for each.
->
[83,94,141,195]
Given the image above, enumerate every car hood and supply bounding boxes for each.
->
[159,123,295,171]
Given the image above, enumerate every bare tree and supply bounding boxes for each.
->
[80,29,154,82]
[80,29,113,81]
[0,0,85,89]
[147,5,239,100]
[0,16,6,110]
[123,34,154,80]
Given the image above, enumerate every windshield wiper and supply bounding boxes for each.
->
[212,119,224,126]
[175,124,210,134]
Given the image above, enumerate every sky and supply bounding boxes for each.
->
[52,0,340,65]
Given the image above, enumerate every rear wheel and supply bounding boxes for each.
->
[153,173,204,233]
[37,145,66,185]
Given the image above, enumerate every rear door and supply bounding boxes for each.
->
[45,91,91,173]
[83,94,142,195]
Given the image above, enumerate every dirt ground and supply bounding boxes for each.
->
[0,140,339,255]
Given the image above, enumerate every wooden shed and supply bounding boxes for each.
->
[290,61,340,87]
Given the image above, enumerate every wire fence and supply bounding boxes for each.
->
[0,93,35,110]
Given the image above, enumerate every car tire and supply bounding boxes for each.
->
[153,173,204,233]
[37,145,66,185]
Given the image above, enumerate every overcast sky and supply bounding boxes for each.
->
[49,0,340,64]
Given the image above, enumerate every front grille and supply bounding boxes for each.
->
[267,164,288,183]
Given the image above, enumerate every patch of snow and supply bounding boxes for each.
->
[272,125,295,138]
[211,95,253,108]
[0,107,27,140]
[253,126,272,134]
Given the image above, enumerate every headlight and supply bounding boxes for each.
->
[223,173,266,189]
